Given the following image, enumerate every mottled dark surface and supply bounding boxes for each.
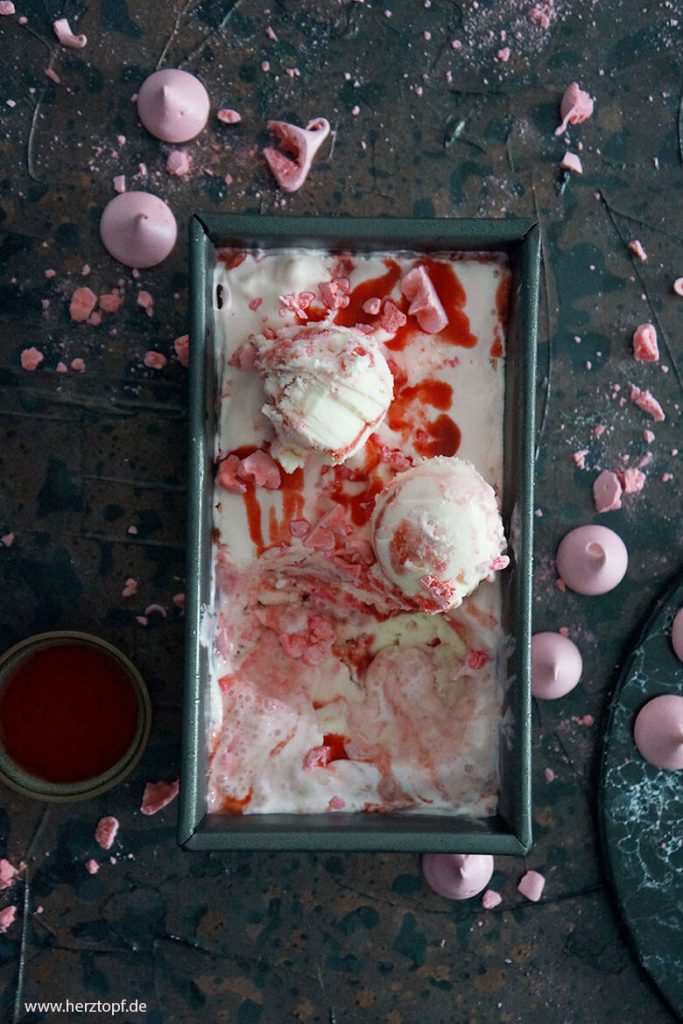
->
[0,0,682,1021]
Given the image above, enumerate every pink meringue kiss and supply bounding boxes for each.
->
[633,695,683,770]
[263,117,330,193]
[422,853,494,900]
[100,192,177,269]
[137,69,210,143]
[556,525,628,596]
[671,607,683,663]
[531,632,582,700]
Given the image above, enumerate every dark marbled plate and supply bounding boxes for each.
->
[599,570,683,1020]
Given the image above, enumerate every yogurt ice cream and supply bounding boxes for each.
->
[251,323,393,472]
[371,456,508,613]
[206,246,511,815]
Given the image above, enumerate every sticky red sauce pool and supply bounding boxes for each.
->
[0,643,140,784]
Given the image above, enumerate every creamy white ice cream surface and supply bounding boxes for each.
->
[207,247,510,816]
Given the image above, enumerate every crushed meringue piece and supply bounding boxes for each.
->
[217,108,241,124]
[630,384,665,421]
[560,151,582,174]
[400,266,448,333]
[593,470,623,512]
[555,82,594,136]
[632,323,659,362]
[122,578,138,598]
[95,816,119,850]
[140,779,179,815]
[113,174,126,193]
[263,117,331,193]
[174,334,189,367]
[69,287,97,322]
[143,351,167,369]
[673,277,683,296]
[620,468,646,493]
[166,150,192,176]
[1,533,15,547]
[70,358,86,373]
[85,859,99,874]
[53,17,87,49]
[0,2,16,14]
[481,889,502,910]
[517,870,546,902]
[20,347,44,371]
[0,906,17,932]
[628,239,647,261]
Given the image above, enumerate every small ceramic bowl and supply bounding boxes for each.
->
[0,631,151,802]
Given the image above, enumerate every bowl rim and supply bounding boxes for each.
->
[0,630,152,802]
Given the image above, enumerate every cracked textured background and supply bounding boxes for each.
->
[0,0,682,1021]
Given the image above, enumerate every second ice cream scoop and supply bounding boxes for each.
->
[252,324,394,472]
[371,456,508,613]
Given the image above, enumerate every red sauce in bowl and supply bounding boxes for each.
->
[0,643,140,784]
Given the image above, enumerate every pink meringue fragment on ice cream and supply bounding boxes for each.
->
[400,266,448,334]
[263,117,330,192]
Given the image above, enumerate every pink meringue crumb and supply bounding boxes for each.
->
[166,150,192,176]
[560,151,583,175]
[216,455,246,494]
[529,5,551,29]
[44,268,56,279]
[144,603,167,618]
[544,767,556,782]
[481,889,502,910]
[593,424,606,438]
[328,795,346,810]
[518,870,546,902]
[69,287,97,323]
[238,450,281,489]
[630,384,665,421]
[362,297,382,316]
[20,347,44,371]
[217,108,242,124]
[1,534,15,548]
[174,334,189,367]
[289,519,311,539]
[53,17,87,49]
[263,116,331,193]
[379,299,407,333]
[572,449,588,469]
[632,323,659,362]
[643,429,655,443]
[128,525,138,535]
[593,470,623,513]
[44,68,61,85]
[136,616,148,627]
[620,468,646,493]
[0,2,16,14]
[628,239,647,261]
[266,25,278,40]
[17,14,26,23]
[70,358,86,373]
[143,351,167,370]
[95,816,119,850]
[121,577,138,598]
[0,858,18,890]
[496,47,510,62]
[99,291,122,314]
[673,278,683,296]
[140,779,179,816]
[172,593,185,610]
[0,906,17,933]
[555,82,594,136]
[318,277,350,310]
[113,174,126,193]
[56,361,68,373]
[85,859,99,875]
[136,291,154,316]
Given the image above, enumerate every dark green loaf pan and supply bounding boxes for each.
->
[179,215,539,853]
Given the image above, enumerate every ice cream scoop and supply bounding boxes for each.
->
[252,324,393,472]
[422,853,494,900]
[137,69,210,143]
[633,695,683,770]
[531,632,582,699]
[556,525,627,595]
[100,192,177,268]
[371,457,508,613]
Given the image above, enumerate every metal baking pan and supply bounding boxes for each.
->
[179,214,539,853]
